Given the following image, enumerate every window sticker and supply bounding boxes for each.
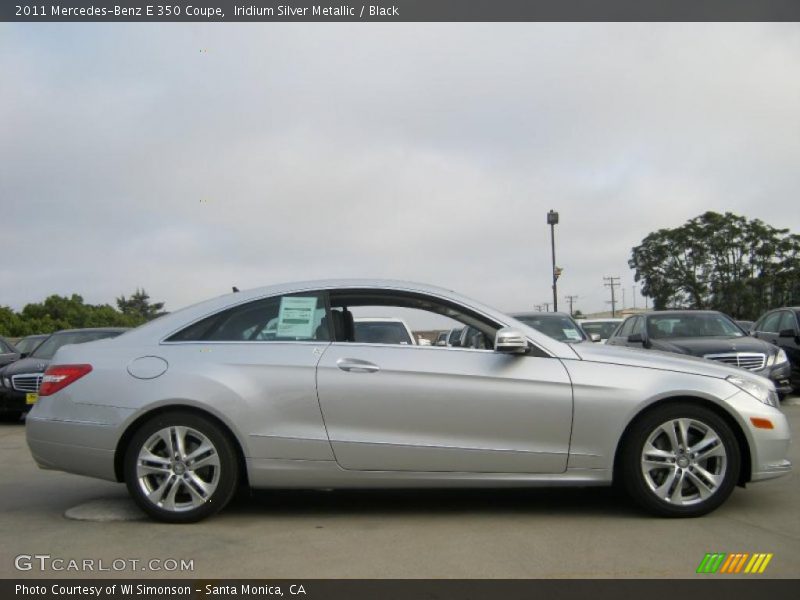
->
[563,328,583,341]
[276,296,319,338]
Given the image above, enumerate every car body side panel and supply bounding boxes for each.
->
[31,341,336,463]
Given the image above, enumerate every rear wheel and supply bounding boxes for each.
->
[621,403,740,517]
[124,411,239,523]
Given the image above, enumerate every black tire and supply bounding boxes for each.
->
[620,403,740,518]
[0,411,23,423]
[124,411,239,523]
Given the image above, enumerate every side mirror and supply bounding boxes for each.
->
[628,333,644,344]
[779,328,797,338]
[495,327,529,354]
[590,333,601,343]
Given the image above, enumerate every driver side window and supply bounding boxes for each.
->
[326,290,500,350]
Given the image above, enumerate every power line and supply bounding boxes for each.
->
[603,276,621,317]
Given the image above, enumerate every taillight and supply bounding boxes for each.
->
[39,364,93,397]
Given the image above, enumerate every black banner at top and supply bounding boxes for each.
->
[4,0,800,22]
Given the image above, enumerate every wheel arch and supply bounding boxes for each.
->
[612,396,752,487]
[114,404,249,488]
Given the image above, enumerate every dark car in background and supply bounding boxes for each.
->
[607,311,792,397]
[751,307,800,393]
[13,334,48,358]
[0,337,21,369]
[0,328,128,420]
[512,312,595,343]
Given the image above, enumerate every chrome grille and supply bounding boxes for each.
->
[11,373,43,392]
[703,352,766,371]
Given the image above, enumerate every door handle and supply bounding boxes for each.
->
[336,358,380,373]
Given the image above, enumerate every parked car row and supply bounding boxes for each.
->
[607,310,795,397]
[23,279,791,522]
[0,328,128,420]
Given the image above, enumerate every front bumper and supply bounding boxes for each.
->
[0,388,29,413]
[759,361,793,395]
[724,391,793,482]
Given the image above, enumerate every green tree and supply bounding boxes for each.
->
[629,212,800,318]
[116,289,166,322]
[0,293,151,337]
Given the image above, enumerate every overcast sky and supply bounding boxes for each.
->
[2,23,799,316]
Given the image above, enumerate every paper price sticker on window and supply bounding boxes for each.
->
[563,329,583,341]
[276,296,319,339]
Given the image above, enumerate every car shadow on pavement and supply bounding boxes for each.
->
[226,486,637,519]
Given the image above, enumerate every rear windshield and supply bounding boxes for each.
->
[580,321,619,340]
[31,331,121,359]
[353,321,413,345]
[515,315,586,343]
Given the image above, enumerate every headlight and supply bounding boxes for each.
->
[727,375,779,408]
[2,377,9,388]
[766,349,789,367]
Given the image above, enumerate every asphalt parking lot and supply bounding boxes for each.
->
[1,399,798,579]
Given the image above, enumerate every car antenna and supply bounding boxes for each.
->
[232,286,239,293]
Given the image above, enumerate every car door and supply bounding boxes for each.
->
[315,291,574,474]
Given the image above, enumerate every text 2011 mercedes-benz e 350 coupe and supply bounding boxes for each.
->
[26,281,791,522]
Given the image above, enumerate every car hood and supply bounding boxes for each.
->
[1,356,51,376]
[648,336,775,357]
[570,342,763,381]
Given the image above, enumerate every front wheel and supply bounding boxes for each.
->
[124,411,239,523]
[620,403,740,517]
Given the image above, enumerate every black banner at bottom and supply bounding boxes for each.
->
[3,580,800,600]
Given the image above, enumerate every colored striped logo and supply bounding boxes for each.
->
[696,553,773,574]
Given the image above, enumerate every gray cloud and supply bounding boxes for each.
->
[2,23,799,315]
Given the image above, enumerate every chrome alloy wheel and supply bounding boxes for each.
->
[136,426,221,512]
[640,418,728,506]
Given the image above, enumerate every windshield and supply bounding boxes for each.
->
[647,314,744,339]
[353,321,413,345]
[580,321,619,340]
[515,315,586,343]
[31,331,121,359]
[15,337,43,355]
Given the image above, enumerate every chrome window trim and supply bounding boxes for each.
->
[158,284,555,358]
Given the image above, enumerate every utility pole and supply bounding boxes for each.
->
[622,288,626,312]
[603,276,621,317]
[542,302,551,312]
[632,284,637,310]
[547,210,560,312]
[564,295,578,316]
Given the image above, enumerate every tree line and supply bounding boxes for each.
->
[629,211,800,319]
[0,289,165,337]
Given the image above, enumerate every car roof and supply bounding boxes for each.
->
[511,311,573,318]
[354,317,407,323]
[51,327,130,334]
[578,318,623,323]
[638,310,725,317]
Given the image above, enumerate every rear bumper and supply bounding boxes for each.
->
[26,415,118,481]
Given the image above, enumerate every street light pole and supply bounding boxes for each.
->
[547,210,559,312]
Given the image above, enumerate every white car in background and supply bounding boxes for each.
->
[353,317,416,345]
[578,318,624,344]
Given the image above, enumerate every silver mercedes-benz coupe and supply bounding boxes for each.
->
[26,280,791,522]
